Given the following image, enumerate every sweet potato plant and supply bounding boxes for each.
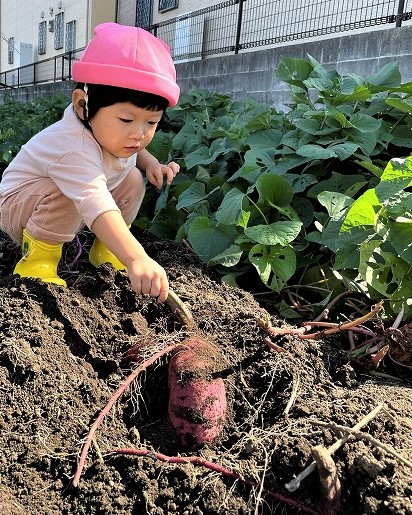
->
[145,56,412,320]
[0,93,68,171]
[2,57,412,320]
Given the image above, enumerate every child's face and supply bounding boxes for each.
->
[88,102,163,158]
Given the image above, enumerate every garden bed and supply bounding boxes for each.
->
[0,229,411,514]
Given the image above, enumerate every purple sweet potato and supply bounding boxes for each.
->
[168,336,227,448]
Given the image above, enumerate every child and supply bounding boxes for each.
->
[0,22,180,303]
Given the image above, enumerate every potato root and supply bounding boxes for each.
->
[168,336,227,448]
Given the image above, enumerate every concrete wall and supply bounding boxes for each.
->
[175,24,412,110]
[1,24,412,110]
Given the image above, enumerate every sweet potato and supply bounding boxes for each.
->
[168,336,227,448]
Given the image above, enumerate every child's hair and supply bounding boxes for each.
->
[74,82,169,121]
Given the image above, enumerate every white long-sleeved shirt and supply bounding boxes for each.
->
[0,104,136,229]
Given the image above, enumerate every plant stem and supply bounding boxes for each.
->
[165,288,196,328]
[72,343,179,487]
[106,448,321,515]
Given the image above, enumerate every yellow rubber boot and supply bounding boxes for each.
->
[89,238,126,271]
[14,229,67,286]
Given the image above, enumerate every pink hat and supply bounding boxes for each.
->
[72,22,180,107]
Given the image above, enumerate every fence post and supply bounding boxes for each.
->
[68,51,72,80]
[234,0,244,54]
[396,0,405,27]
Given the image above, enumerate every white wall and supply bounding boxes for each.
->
[0,0,89,72]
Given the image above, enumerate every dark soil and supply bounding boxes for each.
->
[0,228,411,515]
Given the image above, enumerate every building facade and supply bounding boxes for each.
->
[0,0,220,78]
[0,0,116,80]
[1,1,412,107]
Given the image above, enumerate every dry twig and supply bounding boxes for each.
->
[285,403,384,492]
[284,374,300,416]
[310,419,412,470]
[311,445,341,515]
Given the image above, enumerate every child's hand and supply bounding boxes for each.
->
[127,254,169,303]
[146,161,180,188]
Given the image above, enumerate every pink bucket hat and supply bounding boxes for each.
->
[72,22,180,107]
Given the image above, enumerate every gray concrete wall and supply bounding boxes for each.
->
[1,24,411,110]
[175,24,412,110]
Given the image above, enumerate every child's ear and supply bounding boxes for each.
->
[72,89,86,120]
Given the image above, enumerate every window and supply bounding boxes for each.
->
[55,12,64,49]
[38,21,47,55]
[8,37,14,64]
[65,20,76,52]
[159,0,178,13]
[136,0,152,28]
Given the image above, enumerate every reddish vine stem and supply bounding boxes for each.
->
[258,301,383,340]
[72,343,179,487]
[106,448,321,515]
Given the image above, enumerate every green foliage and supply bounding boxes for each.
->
[144,59,412,319]
[2,60,412,320]
[314,157,412,318]
[0,93,69,167]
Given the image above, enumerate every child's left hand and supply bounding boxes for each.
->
[146,161,180,188]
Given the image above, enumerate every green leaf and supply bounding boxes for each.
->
[351,130,379,155]
[341,189,381,232]
[332,86,372,104]
[176,182,218,210]
[244,221,302,246]
[356,160,384,178]
[376,157,412,202]
[245,129,283,149]
[385,97,412,113]
[184,138,229,170]
[388,220,412,265]
[297,142,358,160]
[187,216,238,262]
[348,113,382,133]
[242,148,277,173]
[249,244,296,291]
[308,172,367,198]
[317,191,353,220]
[208,244,243,266]
[285,173,318,194]
[215,188,249,226]
[359,239,412,299]
[366,62,401,88]
[255,173,293,207]
[276,57,314,88]
[295,118,336,135]
[390,125,412,148]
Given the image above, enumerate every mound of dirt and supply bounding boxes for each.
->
[0,228,411,515]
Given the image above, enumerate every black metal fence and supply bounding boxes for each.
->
[0,48,85,90]
[152,0,412,61]
[1,0,411,89]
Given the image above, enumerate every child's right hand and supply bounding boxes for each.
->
[127,254,169,303]
[91,211,169,302]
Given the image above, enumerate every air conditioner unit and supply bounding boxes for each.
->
[48,20,54,32]
[13,43,34,85]
[174,12,205,63]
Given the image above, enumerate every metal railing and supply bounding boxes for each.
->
[152,0,412,61]
[0,47,85,90]
[1,0,411,89]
